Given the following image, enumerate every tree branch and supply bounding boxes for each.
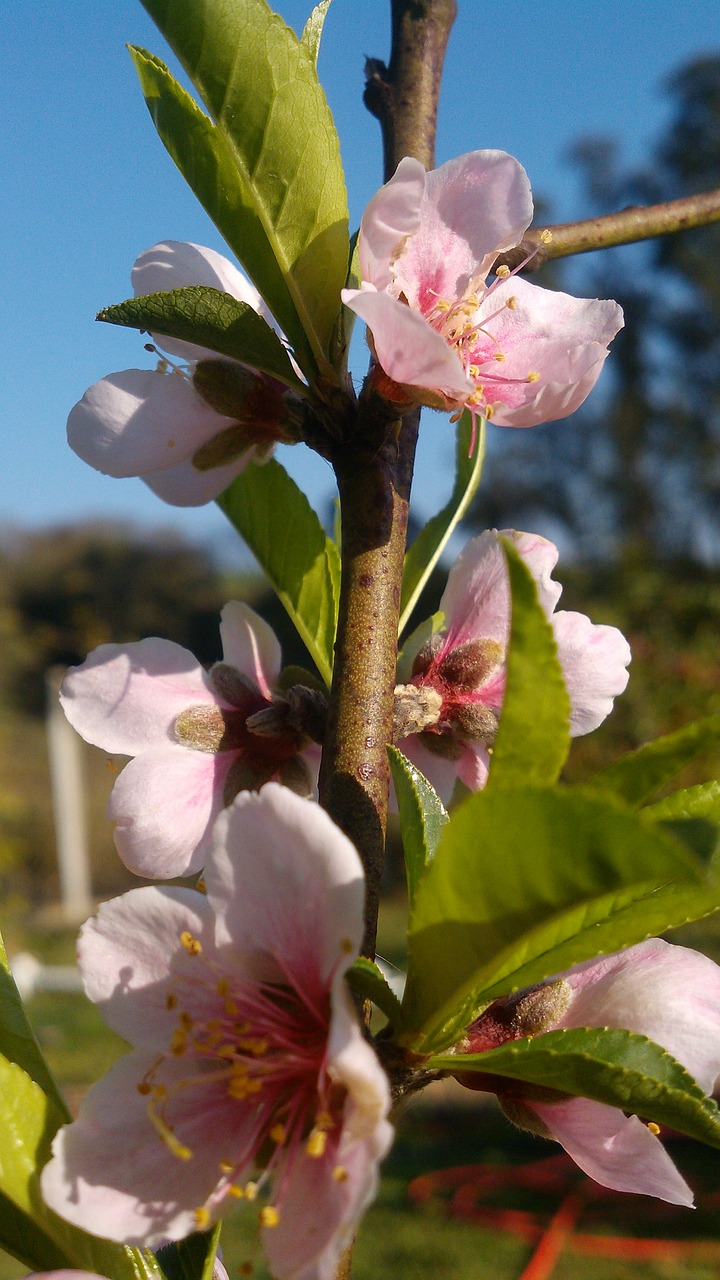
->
[493,187,720,272]
[319,0,456,958]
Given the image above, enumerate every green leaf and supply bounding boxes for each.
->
[488,537,571,789]
[644,779,720,824]
[137,0,348,372]
[0,1190,68,1273]
[589,711,720,806]
[399,415,485,635]
[402,786,707,1051]
[0,1053,160,1279]
[430,1027,720,1149]
[0,933,68,1119]
[157,1222,222,1280]
[99,287,304,390]
[301,0,332,64]
[217,459,339,685]
[388,746,448,904]
[347,957,404,1026]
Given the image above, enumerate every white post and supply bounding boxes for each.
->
[45,667,93,922]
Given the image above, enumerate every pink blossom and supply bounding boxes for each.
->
[455,938,720,1205]
[67,242,302,506]
[395,530,630,803]
[342,151,623,432]
[60,601,322,878]
[41,786,393,1278]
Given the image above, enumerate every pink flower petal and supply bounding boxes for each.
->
[60,639,215,755]
[132,240,275,361]
[558,938,720,1094]
[456,742,491,791]
[219,601,282,695]
[531,1097,694,1206]
[341,289,473,400]
[78,886,216,1047]
[67,368,237,477]
[109,744,232,878]
[41,1051,259,1248]
[393,151,533,309]
[207,786,364,994]
[357,156,426,290]
[142,449,257,506]
[266,986,392,1280]
[440,529,561,651]
[552,611,631,735]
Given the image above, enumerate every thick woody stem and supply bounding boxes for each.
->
[318,0,456,959]
[494,187,720,272]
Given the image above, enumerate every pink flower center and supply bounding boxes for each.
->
[137,931,348,1229]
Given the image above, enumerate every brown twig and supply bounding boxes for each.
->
[318,0,456,959]
[493,188,720,273]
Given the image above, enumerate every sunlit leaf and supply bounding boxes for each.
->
[99,288,304,389]
[430,1026,720,1149]
[347,957,404,1026]
[388,746,448,904]
[217,459,339,685]
[488,536,571,788]
[399,415,485,635]
[301,0,332,64]
[137,0,348,373]
[401,786,709,1051]
[589,711,720,806]
[0,933,68,1119]
[0,1054,160,1279]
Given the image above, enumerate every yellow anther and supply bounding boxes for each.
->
[136,1081,152,1095]
[225,997,239,1016]
[434,298,451,312]
[340,937,354,954]
[238,1037,268,1056]
[306,1128,327,1158]
[259,1206,280,1228]
[181,930,202,956]
[505,296,517,310]
[270,1123,287,1145]
[527,371,541,382]
[495,264,511,278]
[194,1207,211,1229]
[216,978,229,997]
[315,1109,335,1131]
[170,1030,188,1056]
[219,1160,234,1174]
[333,1165,349,1183]
[179,1011,194,1029]
[152,1084,168,1100]
[166,992,178,1011]
[540,228,553,244]
[647,1121,661,1135]
[485,405,494,420]
[226,1184,245,1199]
[196,877,207,893]
[493,352,506,362]
[245,1181,259,1201]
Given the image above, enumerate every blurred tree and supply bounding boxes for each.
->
[475,54,720,562]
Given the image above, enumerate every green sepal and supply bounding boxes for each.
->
[401,785,708,1052]
[488,536,571,788]
[98,288,305,390]
[347,957,404,1027]
[430,1026,720,1150]
[589,710,720,806]
[136,0,349,373]
[388,746,448,904]
[399,415,485,635]
[217,459,339,686]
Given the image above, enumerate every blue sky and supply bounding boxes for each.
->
[2,0,718,558]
